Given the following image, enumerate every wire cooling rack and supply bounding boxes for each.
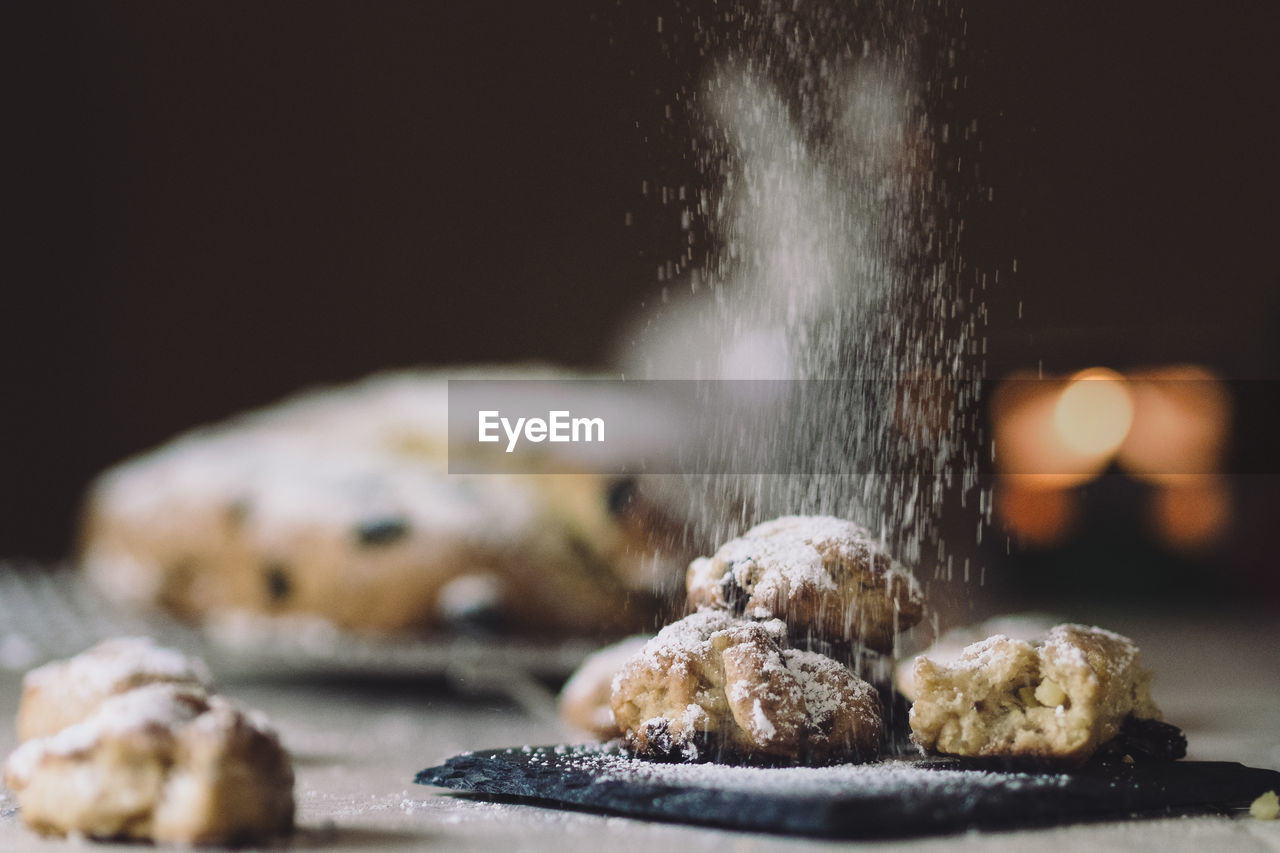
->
[0,561,596,724]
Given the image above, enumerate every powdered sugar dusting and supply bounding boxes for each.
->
[576,750,1072,798]
[784,649,876,729]
[751,699,776,740]
[942,633,1023,675]
[623,609,782,673]
[708,515,922,611]
[622,1,984,593]
[938,624,1139,677]
[22,636,212,700]
[716,516,849,593]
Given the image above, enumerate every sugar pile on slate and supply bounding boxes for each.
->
[587,752,1073,798]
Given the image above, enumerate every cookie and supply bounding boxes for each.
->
[4,683,294,844]
[686,516,923,653]
[907,624,1165,764]
[558,635,652,739]
[609,610,882,764]
[81,369,688,637]
[16,636,213,742]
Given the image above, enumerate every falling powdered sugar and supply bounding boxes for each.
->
[623,0,989,599]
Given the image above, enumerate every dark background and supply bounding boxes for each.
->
[4,1,1279,562]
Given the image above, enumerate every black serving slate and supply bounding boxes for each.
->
[416,745,1280,838]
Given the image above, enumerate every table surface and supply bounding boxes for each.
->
[2,612,1278,853]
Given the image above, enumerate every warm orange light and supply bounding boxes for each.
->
[1052,368,1134,458]
[992,370,1114,489]
[996,481,1079,547]
[1119,365,1229,483]
[991,364,1232,553]
[1149,475,1231,550]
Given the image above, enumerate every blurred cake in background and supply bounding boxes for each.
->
[79,367,691,638]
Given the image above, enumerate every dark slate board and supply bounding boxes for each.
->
[416,745,1280,838]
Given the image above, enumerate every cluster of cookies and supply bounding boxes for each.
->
[81,369,688,638]
[563,516,1181,767]
[3,638,294,844]
[581,515,925,764]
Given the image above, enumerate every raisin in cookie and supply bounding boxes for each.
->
[908,624,1166,765]
[686,516,923,653]
[81,368,687,637]
[4,683,294,844]
[610,610,882,764]
[16,636,213,742]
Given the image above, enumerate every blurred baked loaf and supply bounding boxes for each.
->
[80,368,688,637]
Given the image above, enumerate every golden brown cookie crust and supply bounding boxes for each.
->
[685,516,923,653]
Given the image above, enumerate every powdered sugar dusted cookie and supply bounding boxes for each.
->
[610,610,882,764]
[558,635,652,740]
[4,683,294,843]
[686,516,923,653]
[908,624,1165,765]
[16,637,212,742]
